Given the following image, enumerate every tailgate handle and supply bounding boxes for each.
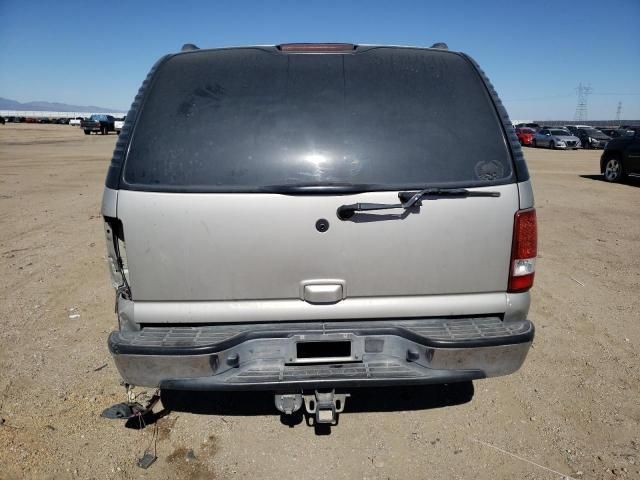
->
[303,284,343,304]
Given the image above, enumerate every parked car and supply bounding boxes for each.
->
[515,127,536,146]
[563,125,592,135]
[539,125,568,131]
[541,126,572,135]
[69,117,83,127]
[114,117,125,134]
[600,129,640,182]
[515,122,541,131]
[102,43,536,423]
[532,128,581,149]
[598,128,634,139]
[81,114,115,135]
[575,128,611,149]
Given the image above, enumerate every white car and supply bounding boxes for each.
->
[114,118,125,134]
[69,118,82,127]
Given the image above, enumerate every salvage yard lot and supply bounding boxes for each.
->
[0,123,639,480]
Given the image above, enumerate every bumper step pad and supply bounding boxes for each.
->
[110,317,533,355]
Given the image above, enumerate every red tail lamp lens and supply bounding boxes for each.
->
[508,208,537,293]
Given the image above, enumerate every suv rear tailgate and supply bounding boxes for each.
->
[117,183,518,319]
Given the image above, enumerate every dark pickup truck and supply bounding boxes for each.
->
[81,114,115,135]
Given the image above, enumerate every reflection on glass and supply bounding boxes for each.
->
[304,153,329,166]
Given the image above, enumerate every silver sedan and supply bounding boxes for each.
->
[533,128,581,150]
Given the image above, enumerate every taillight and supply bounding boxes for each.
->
[104,217,130,290]
[116,235,130,285]
[508,208,537,293]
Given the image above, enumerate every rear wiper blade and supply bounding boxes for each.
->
[337,188,500,220]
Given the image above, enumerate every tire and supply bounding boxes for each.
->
[549,141,555,150]
[603,157,625,182]
[84,129,91,135]
[532,139,537,148]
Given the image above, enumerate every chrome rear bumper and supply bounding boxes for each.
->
[108,317,534,390]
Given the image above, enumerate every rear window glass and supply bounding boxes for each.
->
[123,47,513,192]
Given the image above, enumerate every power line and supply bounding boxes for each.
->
[574,83,592,122]
[504,93,574,102]
[591,92,640,96]
[503,91,640,102]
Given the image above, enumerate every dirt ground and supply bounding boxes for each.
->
[0,123,638,480]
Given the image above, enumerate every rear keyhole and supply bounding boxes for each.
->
[316,219,329,233]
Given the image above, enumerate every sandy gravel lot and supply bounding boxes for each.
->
[0,124,639,480]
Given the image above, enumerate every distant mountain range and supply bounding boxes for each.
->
[0,97,125,113]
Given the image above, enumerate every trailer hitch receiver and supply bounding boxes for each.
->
[303,390,349,425]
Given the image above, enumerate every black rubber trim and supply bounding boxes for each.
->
[159,370,486,392]
[459,53,530,183]
[105,54,174,189]
[108,320,534,356]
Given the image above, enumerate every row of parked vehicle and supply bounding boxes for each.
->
[1,116,78,124]
[0,115,125,134]
[514,122,640,182]
[514,123,638,150]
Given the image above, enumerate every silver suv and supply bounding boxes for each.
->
[102,43,536,423]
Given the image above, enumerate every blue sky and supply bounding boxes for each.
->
[1,0,639,120]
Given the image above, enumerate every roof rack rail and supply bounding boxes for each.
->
[430,42,448,50]
[181,43,200,52]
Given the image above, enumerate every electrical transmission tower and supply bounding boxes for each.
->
[574,83,592,122]
[615,101,622,123]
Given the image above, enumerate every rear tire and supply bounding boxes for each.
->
[84,129,90,135]
[532,139,537,148]
[603,157,625,182]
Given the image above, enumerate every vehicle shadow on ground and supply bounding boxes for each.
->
[580,174,640,187]
[160,382,474,434]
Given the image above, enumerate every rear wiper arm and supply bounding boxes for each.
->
[337,188,500,220]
